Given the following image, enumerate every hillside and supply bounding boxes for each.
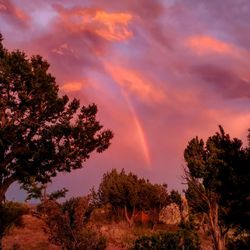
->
[2,214,60,250]
[2,206,213,250]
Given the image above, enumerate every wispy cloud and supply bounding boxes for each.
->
[105,64,166,104]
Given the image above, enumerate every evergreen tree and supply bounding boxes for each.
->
[0,34,113,203]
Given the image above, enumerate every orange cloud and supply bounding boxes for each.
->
[185,35,235,55]
[55,6,133,41]
[93,11,133,41]
[61,82,82,91]
[13,6,28,22]
[105,64,166,103]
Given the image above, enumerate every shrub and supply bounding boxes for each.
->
[39,198,106,250]
[0,201,29,237]
[227,234,250,250]
[132,230,200,250]
[0,201,29,249]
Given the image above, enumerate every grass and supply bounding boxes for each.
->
[2,214,60,250]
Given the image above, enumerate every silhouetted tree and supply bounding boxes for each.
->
[184,126,250,250]
[23,179,68,202]
[0,34,113,203]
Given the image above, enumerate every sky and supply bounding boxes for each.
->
[1,0,250,200]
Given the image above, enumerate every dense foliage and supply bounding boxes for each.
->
[133,230,200,250]
[0,34,113,203]
[0,201,28,240]
[0,202,28,249]
[92,169,169,226]
[184,126,250,250]
[227,235,250,250]
[38,197,106,250]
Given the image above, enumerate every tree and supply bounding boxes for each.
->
[0,34,113,203]
[23,179,68,202]
[93,169,138,226]
[137,182,169,227]
[184,126,250,250]
[93,169,169,226]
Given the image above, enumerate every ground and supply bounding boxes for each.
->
[2,214,60,250]
[2,209,213,250]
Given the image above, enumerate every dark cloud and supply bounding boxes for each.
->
[191,64,250,99]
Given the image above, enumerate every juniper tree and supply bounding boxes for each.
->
[0,34,113,203]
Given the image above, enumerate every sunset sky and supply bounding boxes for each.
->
[1,0,250,200]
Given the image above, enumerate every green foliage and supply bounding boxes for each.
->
[39,197,106,250]
[93,169,169,224]
[48,188,68,201]
[132,230,200,250]
[184,126,250,231]
[24,179,68,202]
[184,126,250,250]
[169,190,182,208]
[0,34,113,203]
[0,201,28,238]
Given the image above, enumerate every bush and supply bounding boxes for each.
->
[0,201,29,237]
[227,234,250,250]
[38,198,106,250]
[132,230,200,250]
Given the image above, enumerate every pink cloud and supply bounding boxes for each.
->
[61,82,83,92]
[105,64,166,104]
[185,35,234,55]
[52,5,133,42]
[0,0,30,27]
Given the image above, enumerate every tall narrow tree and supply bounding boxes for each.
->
[184,126,250,250]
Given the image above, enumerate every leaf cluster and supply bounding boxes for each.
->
[38,197,106,250]
[0,35,113,197]
[184,126,250,231]
[93,169,169,215]
[132,230,200,250]
[0,201,29,238]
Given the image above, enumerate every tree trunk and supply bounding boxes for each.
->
[124,205,135,227]
[0,176,15,204]
[207,202,226,250]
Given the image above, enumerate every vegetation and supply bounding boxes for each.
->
[227,235,250,250]
[0,33,113,204]
[184,126,250,250]
[92,169,169,226]
[132,229,200,250]
[24,179,68,202]
[38,197,106,250]
[0,201,29,249]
